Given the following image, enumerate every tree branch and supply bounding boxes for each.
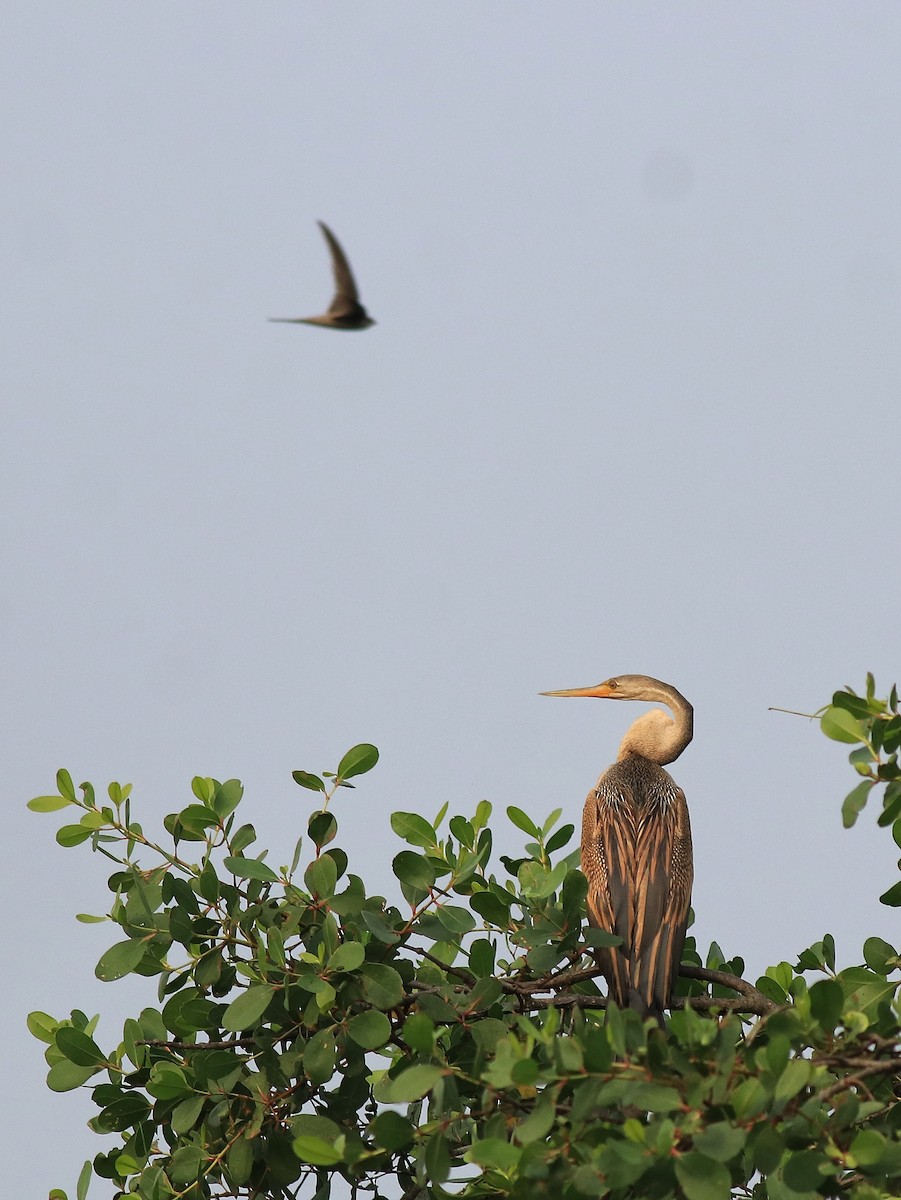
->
[679,964,780,1014]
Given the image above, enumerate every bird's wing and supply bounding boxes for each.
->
[583,769,693,1016]
[581,785,632,1007]
[631,784,693,1013]
[317,221,361,312]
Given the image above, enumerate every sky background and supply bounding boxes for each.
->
[5,5,901,1195]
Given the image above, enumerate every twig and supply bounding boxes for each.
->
[407,944,476,985]
[815,1061,900,1104]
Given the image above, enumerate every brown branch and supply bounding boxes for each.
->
[138,1037,259,1050]
[679,964,779,1014]
[815,1061,901,1104]
[511,964,602,994]
[407,944,476,985]
[519,992,774,1016]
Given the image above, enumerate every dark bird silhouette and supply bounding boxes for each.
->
[541,675,693,1021]
[270,221,375,330]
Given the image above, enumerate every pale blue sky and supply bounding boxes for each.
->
[5,5,901,1195]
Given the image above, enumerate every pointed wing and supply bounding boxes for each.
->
[317,220,362,315]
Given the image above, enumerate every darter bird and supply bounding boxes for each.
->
[542,674,693,1021]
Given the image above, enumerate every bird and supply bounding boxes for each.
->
[269,221,375,330]
[541,675,693,1021]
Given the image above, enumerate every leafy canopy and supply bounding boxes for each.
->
[29,678,901,1200]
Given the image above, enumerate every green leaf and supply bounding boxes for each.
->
[832,689,872,718]
[436,904,476,935]
[171,1094,206,1135]
[213,779,243,819]
[390,811,437,849]
[392,850,436,891]
[223,856,279,883]
[513,1091,557,1145]
[55,1027,105,1067]
[809,979,844,1027]
[292,1114,341,1143]
[361,908,399,943]
[76,1160,91,1200]
[346,1010,391,1049]
[469,938,496,977]
[56,824,94,848]
[175,803,221,830]
[783,1149,828,1191]
[47,1060,99,1091]
[293,1136,342,1166]
[469,889,513,925]
[449,815,474,848]
[303,1028,336,1086]
[692,1122,746,1162]
[327,941,365,973]
[337,743,379,780]
[95,939,147,982]
[401,1012,435,1054]
[223,984,275,1032]
[27,1010,59,1043]
[774,1058,811,1105]
[878,880,901,907]
[360,963,404,1010]
[507,805,540,838]
[305,854,338,899]
[292,770,325,793]
[842,780,874,828]
[675,1151,732,1200]
[622,1082,682,1112]
[584,927,623,948]
[370,1110,414,1151]
[308,810,337,847]
[191,776,215,804]
[425,1131,451,1182]
[226,1138,254,1186]
[545,822,575,853]
[862,936,896,973]
[382,1064,442,1103]
[169,1144,205,1186]
[750,1124,785,1174]
[57,769,76,801]
[820,706,864,744]
[28,794,74,812]
[850,1129,887,1168]
[146,1064,192,1100]
[466,1139,521,1172]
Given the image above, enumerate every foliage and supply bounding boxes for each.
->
[29,679,901,1200]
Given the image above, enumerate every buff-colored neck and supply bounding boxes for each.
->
[616,687,693,766]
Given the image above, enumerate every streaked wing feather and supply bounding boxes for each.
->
[633,786,693,1012]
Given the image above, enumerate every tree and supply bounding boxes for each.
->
[29,677,901,1200]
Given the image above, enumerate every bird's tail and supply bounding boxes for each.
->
[627,988,665,1026]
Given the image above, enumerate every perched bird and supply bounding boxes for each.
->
[541,675,693,1021]
[270,221,375,330]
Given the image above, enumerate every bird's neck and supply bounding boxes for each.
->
[616,690,693,766]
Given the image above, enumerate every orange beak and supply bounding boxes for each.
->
[539,683,615,698]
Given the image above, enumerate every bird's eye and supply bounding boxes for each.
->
[607,679,618,690]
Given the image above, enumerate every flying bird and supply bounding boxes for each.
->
[541,675,693,1021]
[270,221,375,330]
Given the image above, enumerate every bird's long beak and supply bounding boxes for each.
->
[540,684,614,698]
